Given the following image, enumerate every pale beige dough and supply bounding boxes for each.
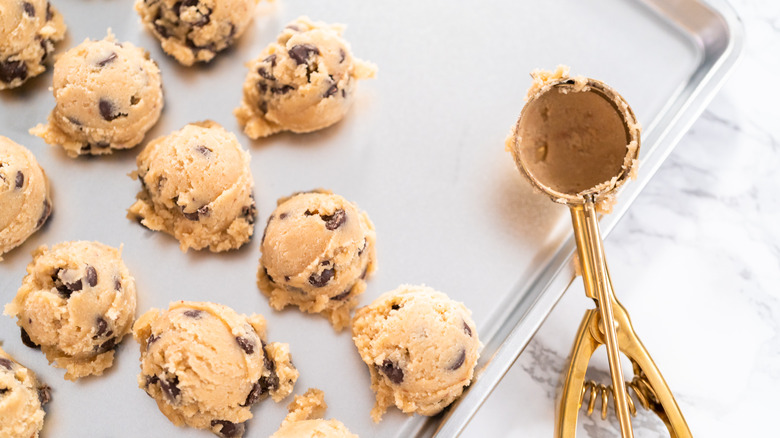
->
[235,16,377,138]
[258,190,376,330]
[133,301,298,438]
[0,136,52,260]
[127,120,256,252]
[270,388,358,438]
[0,0,66,90]
[135,0,260,66]
[0,346,51,438]
[4,241,137,380]
[30,31,163,157]
[352,285,480,422]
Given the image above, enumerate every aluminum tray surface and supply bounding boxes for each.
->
[0,0,742,437]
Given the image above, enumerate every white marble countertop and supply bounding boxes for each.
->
[462,0,779,436]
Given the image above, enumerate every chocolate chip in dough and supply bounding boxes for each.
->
[0,358,12,370]
[448,348,466,370]
[308,267,335,287]
[183,309,203,318]
[379,359,404,384]
[14,171,23,189]
[321,209,346,230]
[99,99,127,121]
[22,2,35,17]
[160,375,181,402]
[85,265,98,287]
[97,52,117,67]
[235,336,255,355]
[0,60,28,83]
[288,44,319,65]
[20,327,39,349]
[211,420,244,438]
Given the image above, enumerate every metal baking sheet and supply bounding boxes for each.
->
[0,0,742,437]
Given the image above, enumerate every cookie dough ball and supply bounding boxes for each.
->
[127,121,256,252]
[29,31,163,157]
[258,190,376,330]
[0,0,66,90]
[135,0,259,66]
[133,301,299,438]
[0,136,52,260]
[270,388,357,438]
[4,241,137,380]
[235,16,377,139]
[352,285,480,422]
[0,347,52,438]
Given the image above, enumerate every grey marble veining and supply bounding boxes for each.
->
[463,0,780,436]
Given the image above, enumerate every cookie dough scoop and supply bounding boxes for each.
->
[507,66,690,437]
[0,136,52,260]
[4,240,138,380]
[0,346,52,438]
[270,388,358,438]
[0,0,66,90]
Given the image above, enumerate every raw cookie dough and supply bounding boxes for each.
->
[133,301,298,438]
[135,0,259,66]
[0,0,66,90]
[235,16,377,138]
[352,285,480,422]
[4,241,137,380]
[29,31,163,157]
[0,346,52,438]
[0,136,52,260]
[258,190,376,330]
[127,120,256,252]
[270,388,358,438]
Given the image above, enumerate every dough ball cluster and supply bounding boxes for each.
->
[352,285,480,422]
[0,136,52,259]
[258,190,377,330]
[30,31,163,157]
[133,301,298,438]
[4,241,138,380]
[0,0,66,90]
[235,16,377,138]
[135,0,259,66]
[127,120,257,252]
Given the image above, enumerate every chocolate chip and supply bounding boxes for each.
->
[37,384,51,405]
[20,328,39,349]
[257,67,274,80]
[93,317,112,339]
[360,266,368,280]
[271,84,294,94]
[0,59,28,83]
[98,99,127,121]
[182,205,208,221]
[15,171,23,189]
[147,333,160,347]
[0,388,7,395]
[160,375,180,402]
[153,19,170,39]
[324,83,338,98]
[35,199,51,229]
[211,420,244,438]
[114,277,122,291]
[448,348,466,370]
[45,2,52,21]
[97,52,117,67]
[130,95,140,105]
[279,212,288,220]
[241,202,256,224]
[330,289,350,301]
[341,89,346,98]
[463,322,472,337]
[263,54,277,66]
[93,337,117,354]
[339,48,346,63]
[308,267,334,287]
[242,380,264,406]
[358,239,367,256]
[391,303,401,310]
[288,44,319,65]
[85,265,98,287]
[65,278,82,293]
[145,374,159,387]
[321,209,346,230]
[257,82,268,94]
[22,2,35,17]
[194,145,212,156]
[183,309,203,318]
[93,141,110,149]
[379,359,404,384]
[235,336,255,355]
[285,24,301,32]
[0,358,12,370]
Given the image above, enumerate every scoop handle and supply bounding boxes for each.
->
[570,199,634,438]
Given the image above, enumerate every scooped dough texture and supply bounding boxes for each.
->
[4,241,137,380]
[29,31,163,157]
[258,190,376,330]
[133,301,298,438]
[0,0,66,90]
[127,121,256,252]
[0,136,52,260]
[270,388,357,438]
[352,285,480,422]
[0,347,51,438]
[135,0,259,66]
[235,16,377,138]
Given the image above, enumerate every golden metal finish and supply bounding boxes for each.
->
[510,74,691,437]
